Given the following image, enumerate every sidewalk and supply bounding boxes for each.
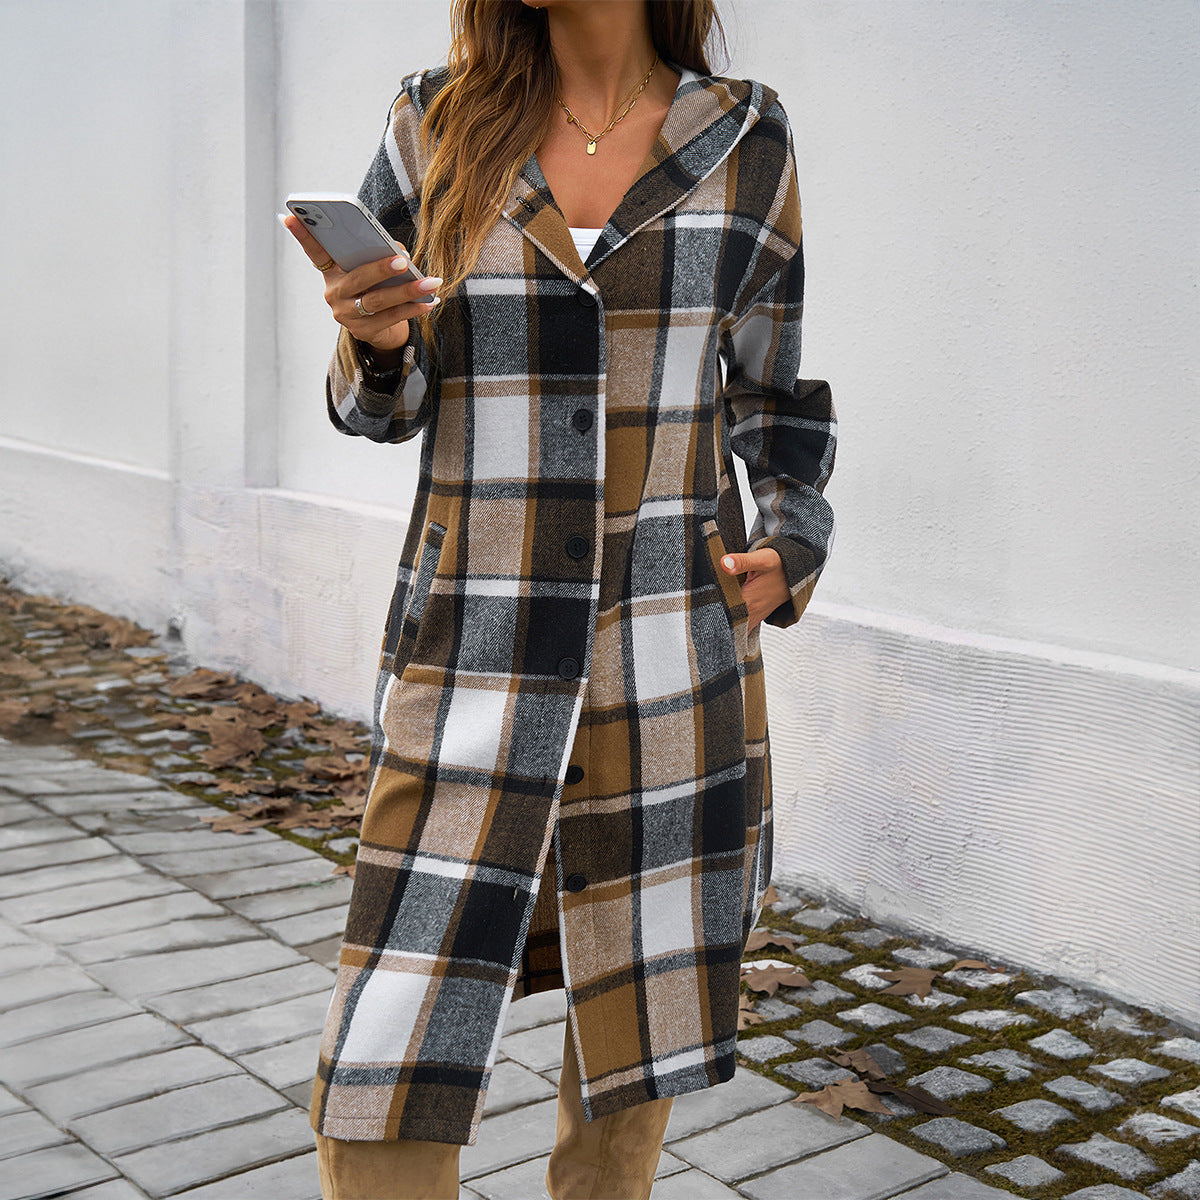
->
[1,574,1198,1199]
[2,738,1198,1200]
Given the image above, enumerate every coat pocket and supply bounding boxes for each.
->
[699,518,751,662]
[394,520,447,676]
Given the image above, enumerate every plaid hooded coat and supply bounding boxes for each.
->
[310,64,836,1146]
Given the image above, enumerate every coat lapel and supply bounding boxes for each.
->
[500,68,772,279]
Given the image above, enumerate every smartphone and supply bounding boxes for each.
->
[284,193,434,299]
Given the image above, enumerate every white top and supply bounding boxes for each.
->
[569,226,604,262]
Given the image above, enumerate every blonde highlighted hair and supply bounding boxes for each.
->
[412,0,726,311]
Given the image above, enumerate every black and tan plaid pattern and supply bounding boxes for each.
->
[311,64,837,1146]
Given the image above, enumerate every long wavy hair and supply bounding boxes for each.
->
[413,0,727,313]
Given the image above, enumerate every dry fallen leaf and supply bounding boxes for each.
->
[794,1078,892,1121]
[865,1079,955,1116]
[200,811,276,833]
[745,928,802,953]
[332,862,356,878]
[825,1047,889,1081]
[737,993,764,1031]
[761,884,781,906]
[948,958,1006,973]
[741,963,812,996]
[871,966,940,999]
[168,667,240,699]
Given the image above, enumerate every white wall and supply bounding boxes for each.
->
[1,1,1196,1029]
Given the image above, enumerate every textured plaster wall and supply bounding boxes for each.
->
[0,1,1196,1027]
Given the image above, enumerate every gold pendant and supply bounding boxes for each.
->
[586,140,596,155]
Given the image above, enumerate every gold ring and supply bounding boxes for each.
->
[355,297,376,318]
[314,257,337,273]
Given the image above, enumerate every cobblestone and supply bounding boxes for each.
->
[837,1001,911,1028]
[1162,1087,1200,1121]
[1030,1027,1097,1058]
[909,1066,995,1101]
[736,1034,795,1061]
[1116,1111,1200,1144]
[911,1116,1007,1157]
[1059,1132,1160,1178]
[951,1008,1036,1031]
[1148,1160,1200,1198]
[993,1097,1077,1131]
[779,978,854,1006]
[1090,1057,1173,1085]
[783,1019,854,1048]
[892,945,959,968]
[960,1048,1041,1081]
[898,1025,975,1053]
[1157,1038,1200,1065]
[788,905,853,931]
[1046,1074,1127,1111]
[985,1153,1066,1187]
[777,1057,858,1088]
[1017,984,1104,1019]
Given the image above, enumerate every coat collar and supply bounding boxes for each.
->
[501,68,774,285]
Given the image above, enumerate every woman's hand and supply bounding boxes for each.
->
[280,213,442,358]
[720,546,788,631]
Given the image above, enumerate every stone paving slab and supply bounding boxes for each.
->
[0,1140,119,1199]
[670,1098,868,1181]
[173,1150,321,1199]
[71,1075,292,1157]
[260,902,352,947]
[0,1104,71,1155]
[68,913,264,964]
[145,961,334,1024]
[238,1033,323,1091]
[1,871,187,924]
[87,937,307,999]
[186,989,331,1056]
[0,1012,193,1087]
[34,889,227,944]
[27,1045,242,1123]
[0,986,140,1046]
[222,877,353,922]
[0,850,142,899]
[113,1108,315,1197]
[738,1131,948,1200]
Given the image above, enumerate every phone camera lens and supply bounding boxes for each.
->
[293,206,309,216]
[304,217,317,226]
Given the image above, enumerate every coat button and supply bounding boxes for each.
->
[557,657,580,680]
[565,873,588,893]
[576,289,597,308]
[566,535,589,560]
[565,764,584,785]
[572,408,593,432]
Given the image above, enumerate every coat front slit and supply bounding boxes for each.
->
[311,64,837,1146]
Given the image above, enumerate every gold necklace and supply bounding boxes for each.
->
[557,54,659,155]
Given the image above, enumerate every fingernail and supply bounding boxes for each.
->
[418,276,442,292]
[391,257,408,271]
[722,556,735,570]
[275,213,291,230]
[422,295,441,307]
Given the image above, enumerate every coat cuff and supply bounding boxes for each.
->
[752,534,818,629]
[336,324,419,415]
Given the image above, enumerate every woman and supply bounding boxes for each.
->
[283,1,836,1196]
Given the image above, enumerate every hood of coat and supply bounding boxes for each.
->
[410,64,780,287]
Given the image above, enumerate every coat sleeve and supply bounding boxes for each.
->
[326,79,436,445]
[718,112,837,630]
